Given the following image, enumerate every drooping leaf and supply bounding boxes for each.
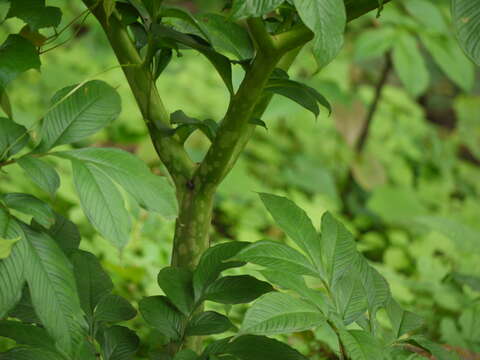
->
[99,326,140,360]
[452,0,480,66]
[197,13,254,60]
[57,147,178,219]
[225,335,309,360]
[0,320,55,350]
[70,250,113,319]
[44,213,81,255]
[202,275,273,304]
[230,0,284,19]
[0,35,41,88]
[161,7,211,42]
[22,226,86,357]
[0,210,27,318]
[339,329,385,360]
[240,292,325,336]
[17,156,60,197]
[2,193,55,229]
[71,159,131,249]
[185,311,233,336]
[392,32,429,96]
[0,117,29,161]
[193,241,249,299]
[320,212,358,287]
[420,33,475,92]
[259,193,322,272]
[171,110,218,143]
[139,296,184,340]
[292,0,346,68]
[7,0,61,29]
[157,267,194,315]
[233,240,318,276]
[94,294,137,324]
[39,80,121,151]
[386,297,424,339]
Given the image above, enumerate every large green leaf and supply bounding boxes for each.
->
[139,296,184,340]
[0,347,65,360]
[0,320,55,350]
[0,35,41,88]
[99,326,140,360]
[157,267,194,315]
[320,212,358,287]
[386,298,424,339]
[45,213,81,255]
[39,80,121,151]
[22,226,86,357]
[185,311,233,336]
[2,193,55,229]
[57,148,177,219]
[404,0,448,32]
[0,117,29,161]
[17,156,60,197]
[233,240,318,276]
[259,193,322,272]
[202,275,273,304]
[71,159,132,249]
[225,335,309,360]
[240,292,325,335]
[70,250,113,319]
[173,350,198,360]
[0,235,20,259]
[333,272,368,325]
[7,0,61,29]
[420,33,475,92]
[339,329,384,360]
[392,32,429,96]
[193,241,249,299]
[452,0,480,66]
[230,0,285,19]
[94,294,137,324]
[292,0,346,68]
[0,210,27,318]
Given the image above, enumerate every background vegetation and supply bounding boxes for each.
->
[1,0,479,358]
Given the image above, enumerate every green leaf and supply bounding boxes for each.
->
[392,32,429,97]
[292,0,346,68]
[450,272,480,291]
[71,159,132,249]
[157,267,194,315]
[420,33,475,92]
[265,79,331,118]
[386,298,424,339]
[0,235,20,259]
[7,286,40,324]
[161,7,211,42]
[354,27,396,61]
[230,0,284,19]
[2,193,55,229]
[0,86,13,119]
[259,193,322,272]
[45,213,81,254]
[22,226,86,357]
[404,0,448,32]
[171,110,218,143]
[0,34,41,88]
[409,336,458,360]
[226,335,308,360]
[117,2,139,25]
[186,311,233,336]
[459,303,480,344]
[339,329,385,360]
[320,212,358,287]
[451,0,480,66]
[333,272,368,325]
[193,241,249,299]
[7,0,61,29]
[0,117,29,161]
[39,80,121,151]
[173,350,198,360]
[202,275,273,304]
[152,24,234,94]
[71,250,113,319]
[95,294,137,324]
[103,0,116,23]
[17,156,60,197]
[139,296,184,340]
[57,147,178,219]
[99,326,140,360]
[0,347,65,360]
[240,292,325,335]
[0,320,55,349]
[233,240,318,276]
[198,13,254,60]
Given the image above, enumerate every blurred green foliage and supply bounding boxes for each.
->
[1,0,479,358]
